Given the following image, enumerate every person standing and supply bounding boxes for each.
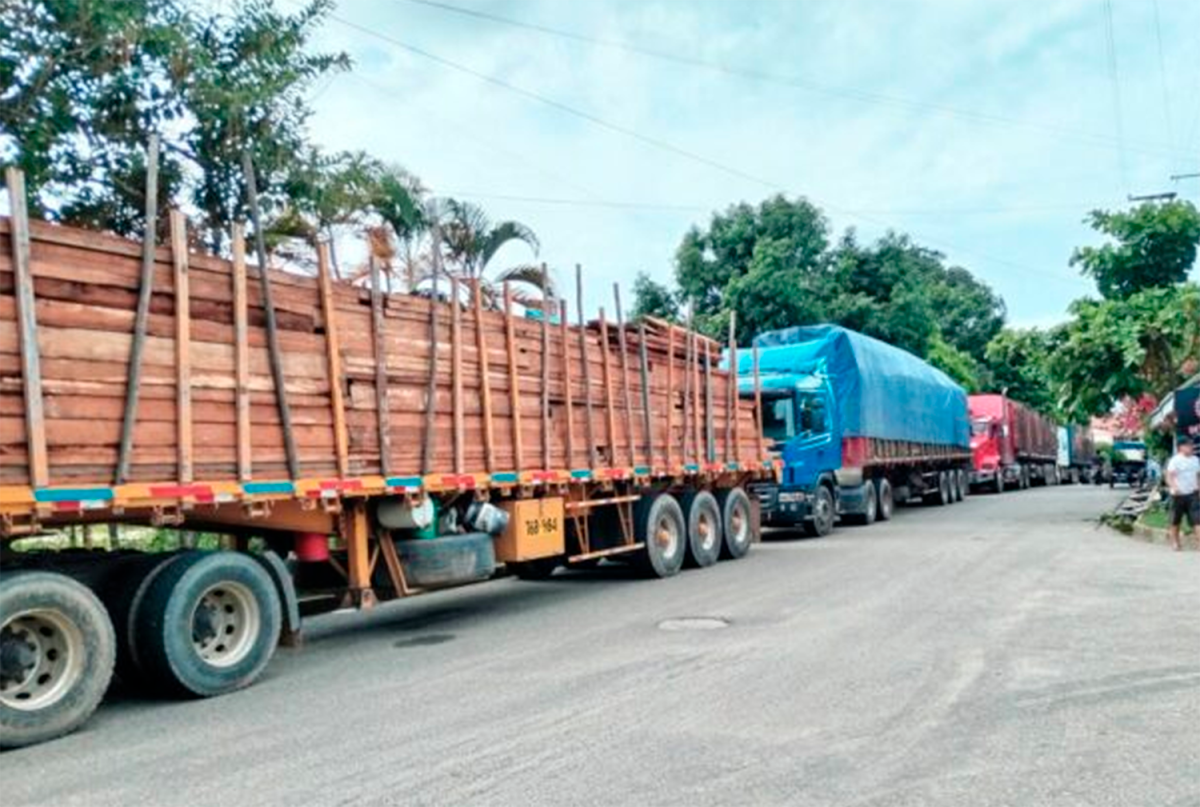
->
[1165,438,1200,551]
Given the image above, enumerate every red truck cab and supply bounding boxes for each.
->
[969,394,1012,492]
[968,393,1060,491]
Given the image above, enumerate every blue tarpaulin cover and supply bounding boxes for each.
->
[738,324,969,448]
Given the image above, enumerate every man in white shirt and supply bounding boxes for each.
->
[1165,438,1199,552]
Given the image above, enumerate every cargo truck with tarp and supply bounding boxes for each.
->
[0,168,774,748]
[968,394,1060,491]
[733,325,972,536]
[1057,425,1097,484]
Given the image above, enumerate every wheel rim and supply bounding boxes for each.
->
[728,502,749,548]
[190,582,261,668]
[655,514,681,561]
[815,490,832,528]
[0,609,86,711]
[697,510,719,553]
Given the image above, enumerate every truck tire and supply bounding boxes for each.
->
[717,487,753,560]
[876,478,894,521]
[927,472,950,507]
[680,490,722,567]
[846,482,878,525]
[634,493,687,578]
[1020,466,1030,490]
[94,552,192,685]
[134,552,281,699]
[804,484,836,537]
[396,533,497,587]
[956,469,968,501]
[0,572,116,749]
[994,472,1005,494]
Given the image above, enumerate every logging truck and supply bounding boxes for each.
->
[0,168,774,748]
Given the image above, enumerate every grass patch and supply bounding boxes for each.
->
[1139,503,1169,531]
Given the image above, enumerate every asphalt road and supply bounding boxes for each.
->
[4,486,1198,807]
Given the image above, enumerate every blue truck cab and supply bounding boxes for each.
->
[734,325,971,537]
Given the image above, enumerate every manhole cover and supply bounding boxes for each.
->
[657,617,730,632]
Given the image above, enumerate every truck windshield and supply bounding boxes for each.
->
[761,397,795,441]
[970,420,989,436]
[796,392,829,435]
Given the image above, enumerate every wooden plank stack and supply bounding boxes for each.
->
[0,216,765,488]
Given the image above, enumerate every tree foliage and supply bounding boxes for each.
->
[1071,200,1200,300]
[668,196,1005,375]
[983,327,1060,416]
[630,272,679,322]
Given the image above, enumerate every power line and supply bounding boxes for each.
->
[1151,0,1176,162]
[319,8,1084,286]
[1102,0,1129,194]
[399,0,1193,162]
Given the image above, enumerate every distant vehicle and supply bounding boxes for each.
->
[1109,440,1147,488]
[735,325,972,537]
[968,394,1059,492]
[1057,425,1096,484]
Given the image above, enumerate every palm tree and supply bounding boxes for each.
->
[433,198,550,307]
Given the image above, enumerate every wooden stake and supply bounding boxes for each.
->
[753,343,765,463]
[726,311,737,464]
[576,265,596,466]
[540,266,551,470]
[473,279,495,473]
[4,168,48,489]
[681,321,692,465]
[637,321,653,467]
[232,224,252,482]
[316,241,348,478]
[665,325,674,470]
[170,210,192,484]
[504,283,524,472]
[243,152,299,479]
[705,341,715,463]
[371,256,393,477]
[598,309,618,467]
[114,135,158,485]
[613,284,636,465]
[451,276,464,475]
[420,224,442,476]
[560,297,576,468]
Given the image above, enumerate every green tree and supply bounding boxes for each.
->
[1048,284,1200,421]
[0,0,188,232]
[1070,200,1200,299]
[630,272,680,322]
[675,194,831,321]
[984,327,1059,415]
[429,199,544,304]
[926,332,983,392]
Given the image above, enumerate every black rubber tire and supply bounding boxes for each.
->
[93,552,192,686]
[948,471,961,504]
[634,493,687,578]
[957,469,968,500]
[134,552,281,699]
[876,478,894,521]
[716,487,754,560]
[803,484,836,537]
[509,557,561,580]
[844,481,878,526]
[0,572,116,749]
[679,490,723,567]
[1020,467,1030,490]
[928,472,950,507]
[994,472,1005,494]
[396,532,497,587]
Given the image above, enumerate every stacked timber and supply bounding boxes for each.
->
[0,215,765,488]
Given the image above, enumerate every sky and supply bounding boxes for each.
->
[303,0,1200,327]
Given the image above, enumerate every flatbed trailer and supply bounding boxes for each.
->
[0,171,774,748]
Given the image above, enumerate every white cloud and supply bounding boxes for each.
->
[308,0,1200,320]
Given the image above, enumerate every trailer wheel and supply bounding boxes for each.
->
[949,471,962,503]
[679,490,723,567]
[0,572,116,749]
[1020,466,1030,490]
[875,478,894,521]
[804,484,836,537]
[634,494,687,578]
[717,487,753,560]
[957,469,968,500]
[927,472,950,506]
[95,552,192,685]
[134,552,281,699]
